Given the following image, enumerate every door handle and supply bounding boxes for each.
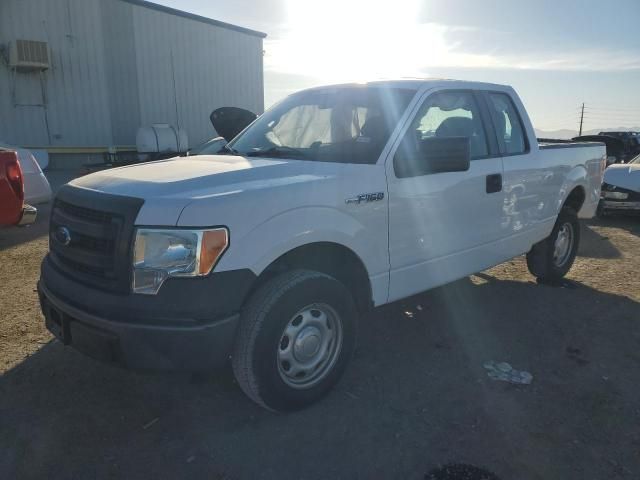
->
[486,173,502,194]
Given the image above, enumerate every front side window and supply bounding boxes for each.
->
[229,87,416,164]
[488,93,527,155]
[394,91,489,176]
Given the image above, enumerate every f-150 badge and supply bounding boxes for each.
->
[345,192,385,204]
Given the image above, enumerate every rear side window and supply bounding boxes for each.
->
[488,93,527,155]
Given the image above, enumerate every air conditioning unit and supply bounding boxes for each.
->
[9,40,50,70]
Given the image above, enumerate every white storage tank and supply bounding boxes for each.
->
[136,124,189,156]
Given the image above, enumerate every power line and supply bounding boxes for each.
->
[583,106,640,112]
[582,110,640,116]
[538,103,640,132]
[574,103,640,130]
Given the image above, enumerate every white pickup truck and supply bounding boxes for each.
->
[38,80,605,411]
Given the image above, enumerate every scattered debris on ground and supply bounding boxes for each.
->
[425,463,501,480]
[483,360,533,385]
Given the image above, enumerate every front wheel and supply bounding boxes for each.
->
[232,269,357,411]
[526,207,580,282]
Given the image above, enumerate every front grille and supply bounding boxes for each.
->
[49,185,143,293]
[69,230,114,254]
[55,254,107,278]
[55,199,113,224]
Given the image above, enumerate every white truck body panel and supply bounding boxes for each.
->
[68,79,605,307]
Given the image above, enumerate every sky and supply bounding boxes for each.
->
[155,0,640,132]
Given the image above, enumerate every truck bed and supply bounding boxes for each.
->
[538,139,606,150]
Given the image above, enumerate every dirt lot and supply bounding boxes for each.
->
[1,180,639,479]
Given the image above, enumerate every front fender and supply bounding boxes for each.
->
[216,206,389,305]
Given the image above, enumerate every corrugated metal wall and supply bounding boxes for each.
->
[0,0,264,149]
[131,5,264,146]
[0,0,114,147]
[100,0,141,145]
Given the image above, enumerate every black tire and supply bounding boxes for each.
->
[232,269,357,412]
[526,207,580,282]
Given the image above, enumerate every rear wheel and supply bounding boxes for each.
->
[526,207,580,282]
[232,269,357,411]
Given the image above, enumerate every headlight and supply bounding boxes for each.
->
[132,228,229,294]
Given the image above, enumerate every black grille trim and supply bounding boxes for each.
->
[49,185,144,294]
[56,199,113,224]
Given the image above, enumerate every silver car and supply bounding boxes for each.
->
[599,154,640,215]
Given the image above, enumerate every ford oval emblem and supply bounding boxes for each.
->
[55,226,72,246]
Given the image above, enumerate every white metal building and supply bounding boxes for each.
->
[0,0,265,167]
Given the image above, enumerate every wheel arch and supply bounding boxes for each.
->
[563,185,586,213]
[248,242,374,314]
[557,165,588,215]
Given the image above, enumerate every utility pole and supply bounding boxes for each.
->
[579,103,585,136]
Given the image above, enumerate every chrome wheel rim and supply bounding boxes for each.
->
[277,303,343,389]
[553,222,574,267]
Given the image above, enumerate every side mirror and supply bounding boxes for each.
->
[395,136,471,178]
[210,107,257,143]
[606,155,617,165]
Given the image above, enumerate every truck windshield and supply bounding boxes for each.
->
[229,87,416,164]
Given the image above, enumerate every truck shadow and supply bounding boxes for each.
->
[577,222,622,259]
[588,215,640,239]
[2,275,639,479]
[0,201,51,251]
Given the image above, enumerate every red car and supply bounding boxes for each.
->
[0,150,36,227]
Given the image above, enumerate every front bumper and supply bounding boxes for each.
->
[600,183,640,212]
[38,256,256,371]
[600,200,640,211]
[17,204,37,226]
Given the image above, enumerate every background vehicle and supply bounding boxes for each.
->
[597,131,640,162]
[599,154,640,215]
[0,144,52,205]
[185,107,260,157]
[572,135,625,165]
[0,151,37,227]
[540,135,624,165]
[38,80,605,411]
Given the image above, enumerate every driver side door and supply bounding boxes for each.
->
[386,89,505,302]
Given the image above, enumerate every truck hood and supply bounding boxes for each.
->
[603,163,640,193]
[69,155,342,225]
[69,155,334,199]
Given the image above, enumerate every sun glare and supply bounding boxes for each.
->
[268,0,429,82]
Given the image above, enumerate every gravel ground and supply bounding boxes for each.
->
[1,174,639,479]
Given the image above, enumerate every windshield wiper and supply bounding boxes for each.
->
[219,144,240,155]
[245,146,308,159]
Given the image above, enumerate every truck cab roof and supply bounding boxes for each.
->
[301,78,514,93]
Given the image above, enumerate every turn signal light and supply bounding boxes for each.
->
[199,229,230,274]
[3,152,24,201]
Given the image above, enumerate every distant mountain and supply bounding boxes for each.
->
[535,127,640,140]
[535,128,578,139]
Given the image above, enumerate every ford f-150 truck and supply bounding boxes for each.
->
[38,80,606,411]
